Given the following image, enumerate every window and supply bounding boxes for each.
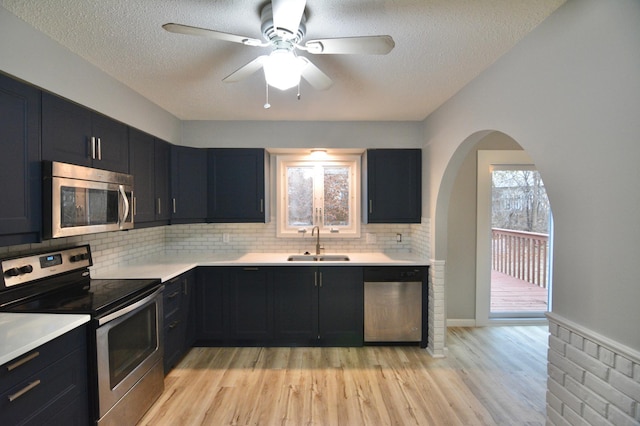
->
[276,154,361,238]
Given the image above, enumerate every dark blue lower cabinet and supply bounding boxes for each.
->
[195,266,363,347]
[0,326,89,425]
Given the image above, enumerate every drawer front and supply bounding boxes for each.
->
[163,279,183,317]
[0,343,88,425]
[0,326,85,392]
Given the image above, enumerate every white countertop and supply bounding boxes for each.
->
[93,252,428,283]
[0,313,90,366]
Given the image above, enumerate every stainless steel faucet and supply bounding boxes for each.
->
[311,226,321,255]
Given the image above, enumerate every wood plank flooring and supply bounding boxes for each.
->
[140,326,548,425]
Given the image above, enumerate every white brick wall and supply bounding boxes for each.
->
[547,313,640,425]
[428,259,446,358]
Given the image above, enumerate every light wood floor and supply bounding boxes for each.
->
[140,326,548,425]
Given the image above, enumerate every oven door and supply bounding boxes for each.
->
[95,286,163,421]
[49,175,133,238]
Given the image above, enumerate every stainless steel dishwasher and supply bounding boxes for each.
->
[364,267,425,344]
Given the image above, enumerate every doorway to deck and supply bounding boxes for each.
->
[476,151,553,325]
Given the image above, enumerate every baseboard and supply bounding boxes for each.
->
[446,319,477,327]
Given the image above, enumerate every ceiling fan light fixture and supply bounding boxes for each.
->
[263,49,303,91]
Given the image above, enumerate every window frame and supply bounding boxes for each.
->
[276,154,361,238]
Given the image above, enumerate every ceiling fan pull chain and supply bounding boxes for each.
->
[264,81,271,109]
[297,83,301,100]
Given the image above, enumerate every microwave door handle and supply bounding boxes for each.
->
[118,185,130,228]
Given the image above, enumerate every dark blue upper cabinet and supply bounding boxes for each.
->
[154,139,171,222]
[129,128,156,224]
[207,148,270,223]
[0,73,42,246]
[171,145,207,223]
[42,92,129,173]
[365,149,422,223]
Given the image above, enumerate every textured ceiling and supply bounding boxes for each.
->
[1,0,565,121]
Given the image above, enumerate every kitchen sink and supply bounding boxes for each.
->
[287,254,350,261]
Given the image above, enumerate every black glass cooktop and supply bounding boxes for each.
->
[5,278,160,318]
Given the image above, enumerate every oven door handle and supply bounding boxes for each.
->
[97,286,162,326]
[118,184,130,229]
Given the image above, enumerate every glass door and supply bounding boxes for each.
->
[490,167,552,317]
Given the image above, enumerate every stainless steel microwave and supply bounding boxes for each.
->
[43,161,134,238]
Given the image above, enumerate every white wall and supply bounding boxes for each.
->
[182,120,423,149]
[0,7,181,144]
[425,0,640,351]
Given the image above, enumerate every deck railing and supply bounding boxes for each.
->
[492,228,549,288]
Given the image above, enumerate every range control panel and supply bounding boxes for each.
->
[0,245,92,289]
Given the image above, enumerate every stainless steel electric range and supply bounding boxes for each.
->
[0,244,164,425]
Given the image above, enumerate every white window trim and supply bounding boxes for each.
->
[276,154,361,238]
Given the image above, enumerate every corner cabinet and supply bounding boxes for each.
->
[42,92,129,173]
[0,73,41,247]
[171,145,207,223]
[207,149,270,223]
[363,149,422,223]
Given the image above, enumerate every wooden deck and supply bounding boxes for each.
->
[491,270,549,312]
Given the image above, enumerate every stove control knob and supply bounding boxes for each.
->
[70,253,88,262]
[4,267,20,277]
[19,265,34,274]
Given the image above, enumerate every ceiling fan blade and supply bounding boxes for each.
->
[298,57,333,90]
[162,23,263,46]
[271,0,306,36]
[223,56,268,83]
[305,36,395,55]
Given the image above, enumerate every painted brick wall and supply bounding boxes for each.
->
[547,313,640,425]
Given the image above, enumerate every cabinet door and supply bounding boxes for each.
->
[91,112,129,173]
[42,92,93,168]
[195,268,226,341]
[0,74,41,246]
[183,270,197,349]
[272,267,318,345]
[318,267,364,346]
[154,139,171,221]
[42,92,129,173]
[129,129,156,224]
[366,149,421,223]
[227,267,272,342]
[171,146,207,222]
[208,148,268,222]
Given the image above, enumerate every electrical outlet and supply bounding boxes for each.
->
[366,233,376,244]
[223,233,230,243]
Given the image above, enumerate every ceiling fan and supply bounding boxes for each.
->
[162,0,395,100]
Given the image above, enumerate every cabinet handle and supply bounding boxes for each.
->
[169,320,180,329]
[183,280,188,295]
[314,272,318,287]
[133,196,137,216]
[157,198,161,215]
[173,198,177,214]
[260,199,264,213]
[90,136,96,159]
[369,200,373,214]
[97,137,102,160]
[243,267,259,271]
[8,380,41,402]
[167,290,180,299]
[319,272,323,288]
[7,351,39,371]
